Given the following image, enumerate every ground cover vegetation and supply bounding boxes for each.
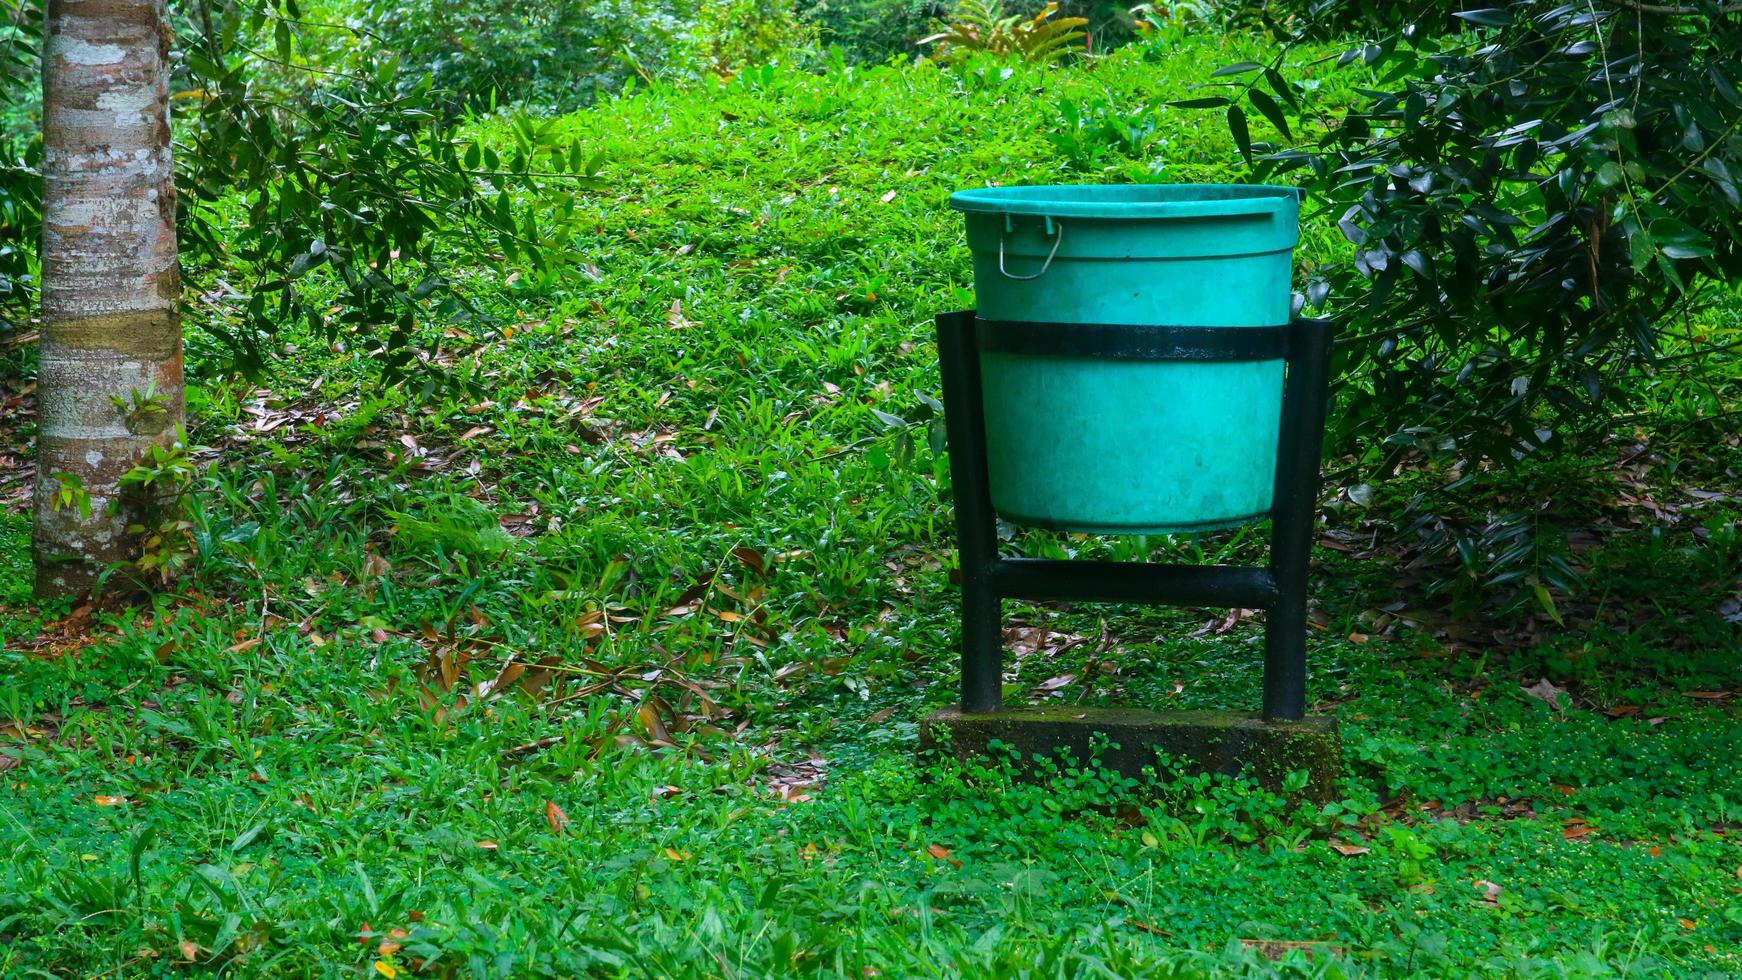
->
[1,0,1739,975]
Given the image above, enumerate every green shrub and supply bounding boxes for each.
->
[804,0,947,63]
[365,0,818,113]
[922,0,1090,63]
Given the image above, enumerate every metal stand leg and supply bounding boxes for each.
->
[1264,318,1335,722]
[937,312,1003,713]
[938,311,1335,722]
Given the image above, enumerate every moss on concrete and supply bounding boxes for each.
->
[921,706,1342,804]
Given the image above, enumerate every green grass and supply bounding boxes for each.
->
[3,35,1741,977]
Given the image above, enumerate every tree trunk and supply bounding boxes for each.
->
[33,0,183,599]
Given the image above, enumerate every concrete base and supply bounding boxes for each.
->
[921,706,1341,804]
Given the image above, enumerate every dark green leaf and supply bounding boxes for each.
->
[1454,8,1514,27]
[1168,97,1232,110]
[1227,104,1251,164]
[1247,89,1292,140]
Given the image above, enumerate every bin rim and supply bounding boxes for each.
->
[949,183,1302,221]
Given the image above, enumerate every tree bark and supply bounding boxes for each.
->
[33,0,183,599]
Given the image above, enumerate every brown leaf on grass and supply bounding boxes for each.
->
[475,840,498,850]
[1329,842,1370,856]
[1128,917,1171,936]
[1033,673,1077,695]
[766,757,827,802]
[925,843,961,867]
[1239,939,1344,961]
[516,655,567,703]
[1562,820,1595,841]
[475,656,527,700]
[638,701,674,745]
[667,299,693,330]
[1523,678,1569,710]
[865,706,897,724]
[544,800,570,835]
[179,940,199,962]
[1682,690,1732,700]
[730,545,766,573]
[94,794,128,807]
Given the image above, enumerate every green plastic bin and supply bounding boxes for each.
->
[949,183,1301,533]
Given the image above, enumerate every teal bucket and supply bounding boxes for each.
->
[949,184,1302,534]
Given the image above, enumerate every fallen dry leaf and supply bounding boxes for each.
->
[1562,821,1595,841]
[475,840,498,850]
[94,794,128,807]
[730,545,766,573]
[545,800,570,835]
[925,843,962,868]
[179,940,199,962]
[1329,842,1370,856]
[1523,678,1570,710]
[1239,939,1344,961]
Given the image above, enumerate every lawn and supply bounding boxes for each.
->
[2,35,1740,978]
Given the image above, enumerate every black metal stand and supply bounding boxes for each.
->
[936,310,1336,722]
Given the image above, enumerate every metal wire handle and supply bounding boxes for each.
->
[997,219,1063,281]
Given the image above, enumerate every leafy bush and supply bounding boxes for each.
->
[1207,0,1470,39]
[922,0,1089,62]
[1191,2,1742,471]
[804,0,946,63]
[365,0,818,114]
[1049,96,1163,173]
[1172,0,1742,609]
[0,0,39,339]
[162,2,609,380]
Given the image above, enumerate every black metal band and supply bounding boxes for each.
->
[975,318,1289,362]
